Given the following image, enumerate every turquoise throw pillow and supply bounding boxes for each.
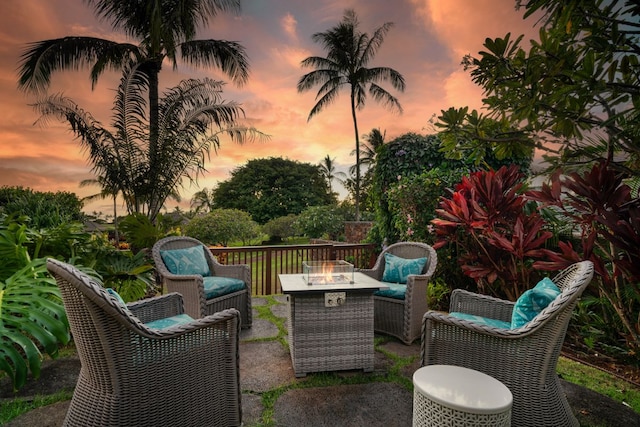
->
[160,245,211,276]
[381,253,427,284]
[374,282,407,300]
[449,312,511,329]
[510,278,561,329]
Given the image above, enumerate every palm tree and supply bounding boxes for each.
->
[319,155,347,196]
[297,9,405,220]
[32,63,266,221]
[18,0,249,218]
[190,187,215,213]
[350,127,386,175]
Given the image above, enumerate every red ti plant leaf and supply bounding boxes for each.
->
[528,160,640,349]
[432,165,553,300]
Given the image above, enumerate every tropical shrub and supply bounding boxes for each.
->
[295,205,345,240]
[372,133,459,243]
[0,186,84,229]
[371,131,529,246]
[119,213,179,252]
[527,161,640,351]
[262,214,300,242]
[386,168,465,243]
[0,259,70,392]
[432,165,553,300]
[185,209,260,246]
[0,212,160,390]
[94,250,155,302]
[296,205,344,240]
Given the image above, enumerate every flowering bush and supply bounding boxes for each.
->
[386,169,465,243]
[372,133,465,242]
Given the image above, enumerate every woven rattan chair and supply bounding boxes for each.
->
[420,260,594,427]
[152,236,252,328]
[359,242,437,345]
[46,258,242,427]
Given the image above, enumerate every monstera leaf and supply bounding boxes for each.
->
[0,258,70,391]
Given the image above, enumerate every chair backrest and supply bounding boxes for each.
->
[152,236,218,277]
[522,260,594,332]
[379,242,438,278]
[46,259,155,392]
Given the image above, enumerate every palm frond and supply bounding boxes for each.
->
[18,37,124,94]
[369,82,403,114]
[180,40,249,86]
[90,42,141,89]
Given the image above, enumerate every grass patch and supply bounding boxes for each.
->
[558,356,640,413]
[0,390,73,424]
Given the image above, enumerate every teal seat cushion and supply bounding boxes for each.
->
[160,245,211,276]
[510,277,561,329]
[449,312,511,329]
[381,253,427,284]
[203,276,246,299]
[374,282,407,300]
[145,313,194,329]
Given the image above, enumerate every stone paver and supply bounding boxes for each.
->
[241,393,263,426]
[240,317,280,341]
[269,302,289,319]
[4,296,639,427]
[273,383,413,427]
[240,341,293,392]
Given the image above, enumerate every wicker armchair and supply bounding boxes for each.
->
[359,242,437,345]
[152,236,252,328]
[420,260,594,427]
[46,258,242,427]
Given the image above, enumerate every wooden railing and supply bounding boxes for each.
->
[208,243,378,295]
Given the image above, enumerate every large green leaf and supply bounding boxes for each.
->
[0,340,29,391]
[0,259,69,390]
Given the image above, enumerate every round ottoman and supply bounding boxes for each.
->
[412,364,513,427]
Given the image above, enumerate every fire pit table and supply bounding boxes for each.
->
[278,267,388,377]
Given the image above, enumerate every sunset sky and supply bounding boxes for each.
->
[0,0,541,215]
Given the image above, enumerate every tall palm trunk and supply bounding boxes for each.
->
[147,59,162,222]
[351,90,361,221]
[113,193,119,244]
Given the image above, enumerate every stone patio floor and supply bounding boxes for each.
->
[3,295,640,426]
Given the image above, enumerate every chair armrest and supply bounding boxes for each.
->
[357,266,382,280]
[210,263,250,285]
[405,274,430,297]
[422,310,517,336]
[449,289,514,322]
[420,309,527,368]
[144,308,241,338]
[128,292,184,323]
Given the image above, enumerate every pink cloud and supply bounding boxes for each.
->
[0,0,540,214]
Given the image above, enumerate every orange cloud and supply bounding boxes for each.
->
[0,0,542,215]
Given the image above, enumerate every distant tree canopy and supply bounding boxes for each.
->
[185,209,260,246]
[0,186,84,228]
[212,157,333,224]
